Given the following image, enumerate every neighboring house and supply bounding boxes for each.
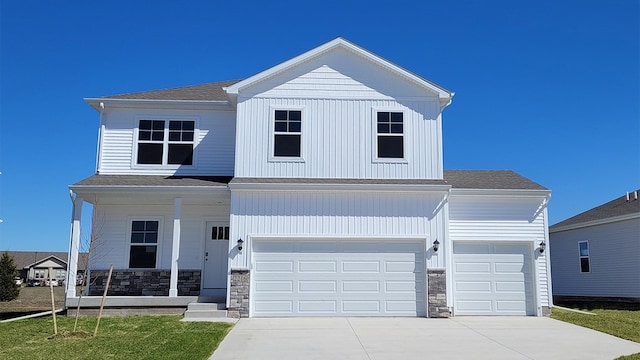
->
[5,251,87,284]
[550,190,640,309]
[66,38,552,317]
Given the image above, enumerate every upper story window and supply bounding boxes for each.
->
[376,111,404,159]
[273,110,301,157]
[129,220,159,268]
[578,241,590,273]
[137,120,195,166]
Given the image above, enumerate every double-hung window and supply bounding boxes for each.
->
[129,220,159,268]
[578,241,590,273]
[137,119,195,165]
[273,110,302,158]
[376,111,404,159]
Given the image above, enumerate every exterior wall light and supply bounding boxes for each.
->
[433,239,440,252]
[539,241,546,253]
[237,238,244,252]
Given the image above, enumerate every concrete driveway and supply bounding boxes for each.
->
[210,316,640,360]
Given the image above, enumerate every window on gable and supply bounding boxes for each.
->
[273,110,301,157]
[129,220,159,268]
[579,241,590,273]
[377,111,404,158]
[137,120,195,165]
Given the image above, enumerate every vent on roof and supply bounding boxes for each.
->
[625,191,638,201]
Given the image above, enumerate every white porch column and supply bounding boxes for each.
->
[169,197,182,297]
[66,195,83,298]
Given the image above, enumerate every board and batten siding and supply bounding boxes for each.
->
[234,47,444,180]
[98,108,236,176]
[235,97,441,179]
[550,218,640,298]
[89,203,229,270]
[448,195,551,307]
[229,190,447,270]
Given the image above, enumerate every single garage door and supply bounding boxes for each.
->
[453,242,535,315]
[252,239,425,317]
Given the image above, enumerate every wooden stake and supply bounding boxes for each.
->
[48,267,57,335]
[93,264,113,337]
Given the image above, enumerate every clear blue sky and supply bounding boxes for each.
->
[0,0,638,251]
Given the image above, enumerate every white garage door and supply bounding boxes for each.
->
[453,242,535,315]
[252,239,425,317]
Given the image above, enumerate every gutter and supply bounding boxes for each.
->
[84,98,234,111]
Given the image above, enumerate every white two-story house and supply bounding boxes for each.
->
[66,38,552,317]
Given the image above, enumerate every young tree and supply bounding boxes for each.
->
[0,252,20,301]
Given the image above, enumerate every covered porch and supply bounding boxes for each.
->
[66,175,232,309]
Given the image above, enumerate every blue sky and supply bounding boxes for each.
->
[0,0,638,251]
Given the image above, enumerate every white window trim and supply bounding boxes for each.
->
[126,217,164,269]
[132,116,199,170]
[578,240,590,273]
[372,107,408,164]
[268,105,305,163]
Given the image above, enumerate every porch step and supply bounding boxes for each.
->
[182,301,228,322]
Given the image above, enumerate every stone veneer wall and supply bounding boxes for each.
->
[228,269,250,318]
[427,269,450,318]
[88,269,201,296]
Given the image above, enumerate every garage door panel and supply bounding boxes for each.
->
[299,241,339,252]
[254,261,293,273]
[342,261,380,273]
[453,242,534,316]
[298,261,337,273]
[252,239,424,317]
[298,280,337,293]
[342,280,380,293]
[254,280,294,293]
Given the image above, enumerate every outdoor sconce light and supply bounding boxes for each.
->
[237,238,244,252]
[539,241,546,254]
[433,239,440,253]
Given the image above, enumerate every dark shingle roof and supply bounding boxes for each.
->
[101,80,241,101]
[2,251,88,269]
[73,175,233,187]
[550,190,640,229]
[443,170,547,190]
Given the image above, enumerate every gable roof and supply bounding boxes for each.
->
[100,80,241,101]
[550,190,640,231]
[225,37,454,108]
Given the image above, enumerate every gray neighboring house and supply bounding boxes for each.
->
[5,251,88,284]
[549,190,640,309]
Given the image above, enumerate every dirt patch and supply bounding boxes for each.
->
[0,286,66,315]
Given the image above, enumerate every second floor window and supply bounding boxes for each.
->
[273,110,301,157]
[137,120,195,165]
[377,111,404,159]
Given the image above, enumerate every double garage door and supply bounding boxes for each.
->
[252,239,425,317]
[453,242,535,315]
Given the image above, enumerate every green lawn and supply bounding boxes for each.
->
[0,315,232,360]
[551,308,640,360]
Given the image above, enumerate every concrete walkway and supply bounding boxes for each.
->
[210,317,640,360]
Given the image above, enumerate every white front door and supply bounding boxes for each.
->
[203,223,229,289]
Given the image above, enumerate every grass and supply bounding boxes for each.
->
[551,307,640,360]
[0,315,232,360]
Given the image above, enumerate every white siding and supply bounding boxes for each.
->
[89,203,230,270]
[448,195,550,307]
[550,218,640,298]
[230,190,447,270]
[234,47,443,180]
[98,108,236,175]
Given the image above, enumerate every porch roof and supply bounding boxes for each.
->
[73,175,233,187]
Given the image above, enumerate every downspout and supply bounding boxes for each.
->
[95,102,105,174]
